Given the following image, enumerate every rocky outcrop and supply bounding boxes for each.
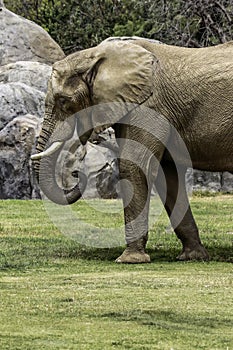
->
[193,170,233,193]
[0,114,41,199]
[0,82,45,130]
[0,61,52,93]
[0,2,64,199]
[56,129,119,199]
[0,3,64,65]
[221,172,233,192]
[77,142,119,199]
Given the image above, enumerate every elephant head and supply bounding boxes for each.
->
[31,40,156,205]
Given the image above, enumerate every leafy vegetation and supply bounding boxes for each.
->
[0,196,232,349]
[4,0,233,53]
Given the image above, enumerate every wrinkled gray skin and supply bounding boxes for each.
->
[32,37,233,263]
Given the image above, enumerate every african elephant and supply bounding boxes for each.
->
[31,37,233,263]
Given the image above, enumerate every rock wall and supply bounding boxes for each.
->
[0,114,41,199]
[192,170,233,193]
[0,1,64,199]
[0,2,64,65]
[186,168,233,194]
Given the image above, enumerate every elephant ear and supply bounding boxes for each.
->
[91,41,156,105]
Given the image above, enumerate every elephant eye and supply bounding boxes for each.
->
[59,97,67,106]
[67,74,80,87]
[56,95,78,115]
[56,96,72,108]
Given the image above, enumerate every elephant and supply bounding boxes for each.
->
[31,37,233,263]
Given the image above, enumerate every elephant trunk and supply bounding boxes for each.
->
[32,105,87,205]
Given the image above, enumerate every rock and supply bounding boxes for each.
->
[0,114,41,199]
[79,142,118,199]
[221,172,233,193]
[0,82,45,130]
[189,170,233,193]
[96,160,119,199]
[57,140,119,199]
[192,170,221,192]
[0,5,64,66]
[0,61,52,93]
[78,133,119,198]
[0,2,63,199]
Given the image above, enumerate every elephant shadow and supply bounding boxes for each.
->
[63,244,233,263]
[101,309,232,331]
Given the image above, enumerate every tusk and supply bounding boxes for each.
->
[31,141,63,160]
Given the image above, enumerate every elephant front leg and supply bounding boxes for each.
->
[116,159,151,263]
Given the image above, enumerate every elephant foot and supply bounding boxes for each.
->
[115,237,151,264]
[177,243,210,261]
[115,250,151,263]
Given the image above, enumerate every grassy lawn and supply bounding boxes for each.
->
[0,195,232,349]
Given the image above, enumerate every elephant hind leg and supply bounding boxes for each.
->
[155,160,210,261]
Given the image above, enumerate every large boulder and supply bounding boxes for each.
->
[0,114,41,199]
[79,142,119,199]
[0,2,64,199]
[193,170,222,192]
[221,172,233,192]
[56,129,119,199]
[0,2,64,65]
[0,82,45,130]
[192,170,233,193]
[0,61,52,93]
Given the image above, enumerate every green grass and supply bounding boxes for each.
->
[0,195,232,349]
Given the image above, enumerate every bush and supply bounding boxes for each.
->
[4,0,233,53]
